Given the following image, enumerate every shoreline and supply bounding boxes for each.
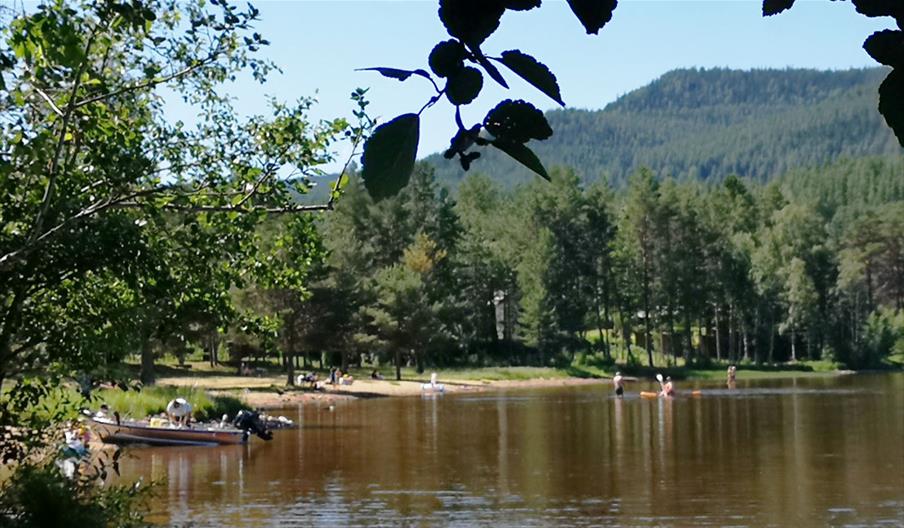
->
[203,377,607,410]
[151,367,872,411]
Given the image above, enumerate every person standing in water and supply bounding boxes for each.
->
[727,365,737,388]
[613,372,625,397]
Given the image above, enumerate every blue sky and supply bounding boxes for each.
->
[213,1,890,166]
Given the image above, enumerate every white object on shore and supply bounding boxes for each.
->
[421,372,445,393]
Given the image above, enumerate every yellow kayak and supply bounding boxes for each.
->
[639,390,702,398]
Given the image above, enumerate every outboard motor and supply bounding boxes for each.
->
[233,410,273,441]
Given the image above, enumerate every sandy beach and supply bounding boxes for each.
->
[157,374,609,410]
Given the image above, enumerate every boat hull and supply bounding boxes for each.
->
[90,418,248,447]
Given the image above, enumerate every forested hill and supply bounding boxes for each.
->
[426,67,903,188]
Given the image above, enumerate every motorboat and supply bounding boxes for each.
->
[88,410,273,447]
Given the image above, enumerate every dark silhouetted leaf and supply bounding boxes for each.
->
[491,140,549,180]
[878,69,904,147]
[429,40,467,78]
[498,50,564,106]
[483,99,553,143]
[505,0,541,10]
[853,0,904,20]
[361,113,420,200]
[438,0,506,48]
[864,30,904,68]
[446,66,484,105]
[763,0,795,16]
[566,0,617,35]
[358,67,432,83]
[475,49,509,88]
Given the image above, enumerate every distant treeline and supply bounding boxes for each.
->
[244,156,904,374]
[426,67,901,188]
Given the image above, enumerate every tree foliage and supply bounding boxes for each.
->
[359,0,617,197]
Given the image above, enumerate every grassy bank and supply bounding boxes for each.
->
[94,385,246,422]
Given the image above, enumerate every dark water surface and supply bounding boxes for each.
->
[119,374,904,527]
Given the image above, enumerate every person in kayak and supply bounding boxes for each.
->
[661,376,675,397]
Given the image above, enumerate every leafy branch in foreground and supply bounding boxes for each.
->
[765,0,904,146]
[358,0,617,199]
[0,0,371,388]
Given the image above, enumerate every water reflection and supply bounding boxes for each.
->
[118,374,904,527]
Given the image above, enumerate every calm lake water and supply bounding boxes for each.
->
[118,374,904,527]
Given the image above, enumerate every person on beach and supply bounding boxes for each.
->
[661,376,675,397]
[613,372,625,397]
[166,397,192,427]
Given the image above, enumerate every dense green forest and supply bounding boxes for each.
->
[427,68,902,188]
[244,156,904,377]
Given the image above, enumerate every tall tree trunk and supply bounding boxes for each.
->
[666,297,676,366]
[620,310,633,363]
[395,349,402,381]
[286,332,296,387]
[790,326,797,362]
[602,294,612,360]
[752,306,761,364]
[768,310,775,364]
[683,311,693,364]
[865,262,874,310]
[714,305,722,362]
[743,329,750,362]
[643,295,653,368]
[0,285,27,391]
[728,303,736,363]
[642,247,654,368]
[208,332,219,367]
[594,305,606,357]
[697,317,706,359]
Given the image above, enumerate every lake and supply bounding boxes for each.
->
[118,374,904,527]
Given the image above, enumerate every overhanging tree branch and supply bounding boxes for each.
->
[72,53,220,110]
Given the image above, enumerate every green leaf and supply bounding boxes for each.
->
[762,0,795,16]
[428,40,467,78]
[438,0,506,48]
[878,69,904,147]
[864,30,904,68]
[361,113,420,200]
[497,50,564,106]
[358,67,433,83]
[483,99,553,143]
[491,140,549,180]
[446,66,483,105]
[566,0,617,35]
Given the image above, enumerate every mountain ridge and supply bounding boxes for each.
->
[424,67,902,188]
